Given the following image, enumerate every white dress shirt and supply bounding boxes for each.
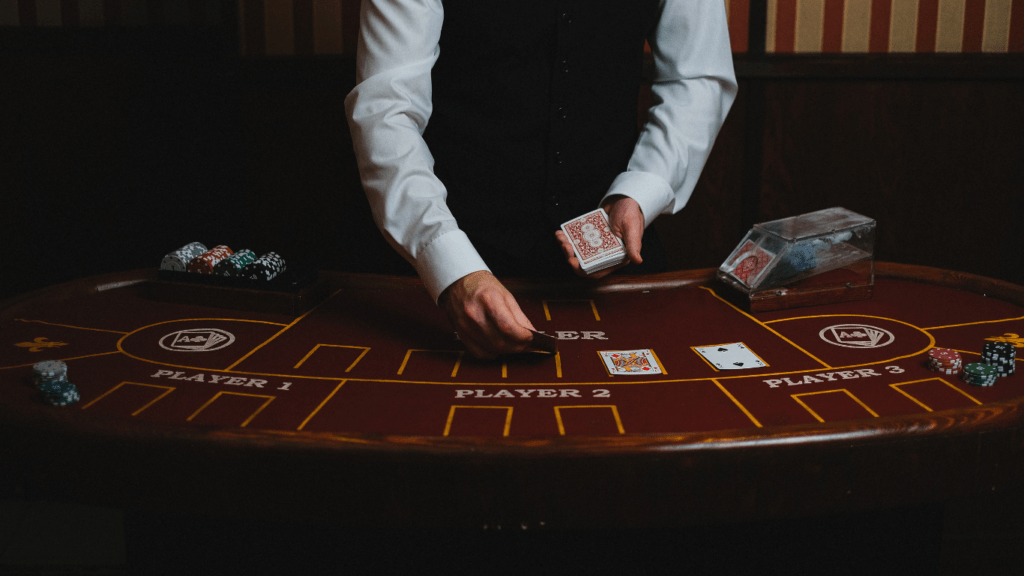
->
[345,0,737,302]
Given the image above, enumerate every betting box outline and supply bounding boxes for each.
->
[5,285,1024,436]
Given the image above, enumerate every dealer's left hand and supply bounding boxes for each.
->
[555,195,644,279]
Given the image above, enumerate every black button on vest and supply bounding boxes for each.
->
[424,0,658,276]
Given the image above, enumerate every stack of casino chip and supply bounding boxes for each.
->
[186,245,234,274]
[212,249,257,276]
[962,363,999,387]
[925,348,962,375]
[39,379,80,406]
[160,242,207,271]
[981,342,1016,377]
[240,252,286,281]
[33,360,68,388]
[32,360,80,406]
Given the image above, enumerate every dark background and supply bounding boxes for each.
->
[1,7,1024,573]
[2,13,1023,303]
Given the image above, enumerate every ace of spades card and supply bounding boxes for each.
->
[694,342,767,371]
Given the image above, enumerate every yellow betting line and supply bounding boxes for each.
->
[0,351,123,371]
[712,378,762,428]
[924,315,1024,331]
[15,319,128,334]
[223,289,342,372]
[701,286,831,369]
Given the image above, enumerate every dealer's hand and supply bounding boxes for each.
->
[439,270,536,359]
[555,195,644,279]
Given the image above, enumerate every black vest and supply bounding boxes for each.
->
[424,0,659,276]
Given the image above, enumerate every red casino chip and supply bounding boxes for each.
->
[926,348,962,374]
[186,245,234,274]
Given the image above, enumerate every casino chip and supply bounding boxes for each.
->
[160,242,207,271]
[187,245,234,274]
[39,379,80,406]
[240,252,287,281]
[33,360,67,388]
[925,348,962,375]
[981,341,1016,377]
[962,362,998,387]
[213,249,256,276]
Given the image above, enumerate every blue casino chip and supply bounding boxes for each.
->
[39,379,80,406]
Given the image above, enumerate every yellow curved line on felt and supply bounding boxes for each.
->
[106,307,938,386]
[115,317,288,371]
[760,312,937,366]
[0,350,123,371]
[91,351,943,388]
[947,349,1024,364]
[14,318,129,334]
[701,287,831,369]
[223,288,342,371]
[923,315,1024,331]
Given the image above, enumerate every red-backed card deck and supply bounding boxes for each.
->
[560,209,626,274]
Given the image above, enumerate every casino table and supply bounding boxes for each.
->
[2,262,1023,531]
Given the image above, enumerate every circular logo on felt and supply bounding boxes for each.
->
[819,324,894,349]
[159,328,236,352]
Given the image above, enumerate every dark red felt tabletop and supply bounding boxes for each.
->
[2,264,1023,527]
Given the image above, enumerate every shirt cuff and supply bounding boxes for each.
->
[414,230,491,303]
[602,171,675,229]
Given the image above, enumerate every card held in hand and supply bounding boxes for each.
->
[560,209,626,274]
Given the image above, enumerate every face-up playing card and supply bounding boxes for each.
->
[598,349,665,375]
[561,209,625,272]
[693,342,767,370]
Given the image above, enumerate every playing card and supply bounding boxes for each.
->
[560,209,625,273]
[693,342,767,370]
[598,349,664,375]
[723,240,775,285]
[526,329,558,354]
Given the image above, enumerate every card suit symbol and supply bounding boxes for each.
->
[733,362,744,367]
[717,347,728,352]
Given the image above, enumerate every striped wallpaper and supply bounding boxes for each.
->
[767,0,1024,53]
[238,0,358,56]
[237,0,751,56]
[4,0,1022,54]
[0,0,226,26]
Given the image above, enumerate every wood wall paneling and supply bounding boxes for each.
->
[2,1,1024,302]
[652,84,749,272]
[757,79,1024,283]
